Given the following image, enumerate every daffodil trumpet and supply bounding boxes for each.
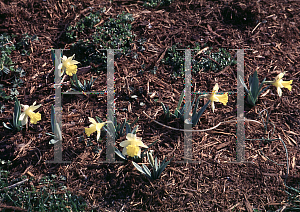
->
[201,83,228,113]
[19,101,42,126]
[58,54,80,77]
[120,133,148,158]
[264,72,292,97]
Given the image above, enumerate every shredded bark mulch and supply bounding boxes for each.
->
[0,0,299,211]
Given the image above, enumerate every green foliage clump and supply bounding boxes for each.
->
[15,33,38,56]
[65,10,135,73]
[143,0,173,7]
[0,168,87,211]
[161,89,210,127]
[0,33,16,77]
[65,11,103,42]
[0,34,27,100]
[70,74,97,92]
[162,43,236,78]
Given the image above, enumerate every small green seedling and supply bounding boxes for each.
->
[132,151,172,180]
[239,70,270,106]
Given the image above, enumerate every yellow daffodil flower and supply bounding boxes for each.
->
[58,54,80,77]
[85,117,107,141]
[269,72,292,97]
[120,133,148,157]
[19,101,42,125]
[208,83,228,113]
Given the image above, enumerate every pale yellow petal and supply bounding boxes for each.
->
[275,72,285,81]
[21,104,29,111]
[120,140,131,147]
[136,140,148,148]
[277,87,282,97]
[96,129,101,141]
[29,104,41,112]
[126,133,135,140]
[88,117,97,125]
[212,83,219,92]
[137,148,141,158]
[19,112,26,121]
[122,147,128,156]
[96,122,106,131]
[21,116,28,126]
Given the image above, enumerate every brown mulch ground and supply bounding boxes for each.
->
[0,0,299,211]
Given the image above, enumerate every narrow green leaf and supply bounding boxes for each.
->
[175,89,185,116]
[192,100,210,126]
[142,164,152,177]
[154,157,158,172]
[131,125,139,134]
[249,75,253,87]
[257,77,266,95]
[130,117,139,128]
[157,160,170,179]
[166,105,170,119]
[147,152,153,167]
[95,116,103,123]
[119,118,126,137]
[13,97,21,128]
[3,122,12,130]
[161,102,167,115]
[45,132,54,137]
[132,161,147,175]
[192,95,200,116]
[115,147,127,160]
[116,123,121,133]
[70,77,76,89]
[238,75,250,94]
[49,139,58,145]
[54,122,62,141]
[147,139,158,149]
[114,116,117,128]
[257,84,271,97]
[125,122,131,134]
[91,76,97,85]
[250,71,259,99]
[12,110,16,127]
[51,105,55,133]
[247,92,256,106]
